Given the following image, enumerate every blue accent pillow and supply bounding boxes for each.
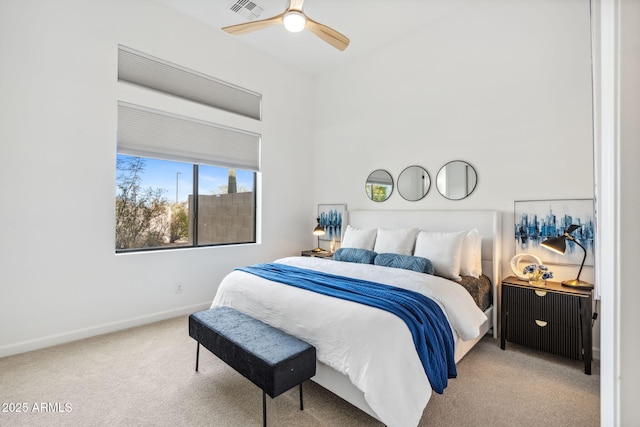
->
[333,248,377,264]
[374,253,434,275]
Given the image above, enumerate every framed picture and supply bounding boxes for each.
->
[317,204,346,242]
[514,199,595,266]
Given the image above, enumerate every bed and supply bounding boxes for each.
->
[211,210,502,426]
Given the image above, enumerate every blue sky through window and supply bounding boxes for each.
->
[116,154,254,203]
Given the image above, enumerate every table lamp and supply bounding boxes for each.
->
[541,224,593,289]
[312,217,325,252]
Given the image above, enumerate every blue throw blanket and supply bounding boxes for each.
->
[236,262,456,393]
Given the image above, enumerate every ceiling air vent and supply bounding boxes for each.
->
[229,0,264,20]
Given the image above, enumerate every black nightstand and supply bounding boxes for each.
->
[500,276,593,374]
[300,250,333,259]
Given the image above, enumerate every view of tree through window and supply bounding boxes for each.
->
[367,185,389,202]
[115,154,256,251]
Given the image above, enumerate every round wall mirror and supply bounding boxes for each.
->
[397,165,430,201]
[365,169,394,202]
[436,160,477,200]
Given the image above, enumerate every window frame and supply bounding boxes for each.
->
[115,155,257,254]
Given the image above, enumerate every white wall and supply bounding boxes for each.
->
[0,0,316,356]
[313,0,597,346]
[617,0,640,420]
[595,0,640,422]
[314,0,594,229]
[599,0,640,423]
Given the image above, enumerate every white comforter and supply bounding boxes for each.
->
[211,256,487,427]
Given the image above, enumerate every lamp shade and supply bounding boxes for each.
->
[313,217,325,236]
[540,235,567,254]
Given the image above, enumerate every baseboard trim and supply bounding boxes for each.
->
[0,302,211,358]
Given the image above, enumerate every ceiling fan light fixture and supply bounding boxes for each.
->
[221,0,349,51]
[283,11,306,32]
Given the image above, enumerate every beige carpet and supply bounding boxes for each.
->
[0,315,599,426]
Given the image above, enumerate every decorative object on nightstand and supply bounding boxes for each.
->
[541,224,593,290]
[500,276,593,375]
[312,217,325,252]
[510,253,542,280]
[522,263,553,287]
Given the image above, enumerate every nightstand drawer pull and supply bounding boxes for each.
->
[534,290,547,297]
[535,320,548,327]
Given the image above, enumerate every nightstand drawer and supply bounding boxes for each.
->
[506,315,582,360]
[502,285,582,328]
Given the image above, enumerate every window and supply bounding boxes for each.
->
[115,47,261,253]
[115,154,256,251]
[116,103,260,252]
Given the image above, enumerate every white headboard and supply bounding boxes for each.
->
[347,210,502,336]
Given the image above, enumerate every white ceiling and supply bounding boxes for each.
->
[155,0,475,76]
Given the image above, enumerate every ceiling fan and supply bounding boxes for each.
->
[222,0,350,51]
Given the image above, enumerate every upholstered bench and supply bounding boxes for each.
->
[188,306,316,426]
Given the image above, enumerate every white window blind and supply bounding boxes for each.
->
[118,45,261,121]
[367,170,394,185]
[117,102,261,172]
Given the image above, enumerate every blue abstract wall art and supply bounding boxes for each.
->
[318,204,346,242]
[514,199,595,266]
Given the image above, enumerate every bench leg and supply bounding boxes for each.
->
[261,384,303,426]
[195,342,200,372]
[262,390,267,427]
[299,383,304,410]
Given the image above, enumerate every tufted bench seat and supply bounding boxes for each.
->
[189,306,316,426]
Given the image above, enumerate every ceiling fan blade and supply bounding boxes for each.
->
[222,13,284,35]
[305,17,350,51]
[289,0,305,12]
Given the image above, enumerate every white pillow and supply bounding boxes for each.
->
[414,230,466,281]
[373,228,419,255]
[460,229,482,278]
[341,225,377,250]
[474,237,482,277]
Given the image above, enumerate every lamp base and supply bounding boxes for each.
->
[312,247,323,252]
[561,279,594,290]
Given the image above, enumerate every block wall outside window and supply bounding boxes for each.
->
[192,192,255,245]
